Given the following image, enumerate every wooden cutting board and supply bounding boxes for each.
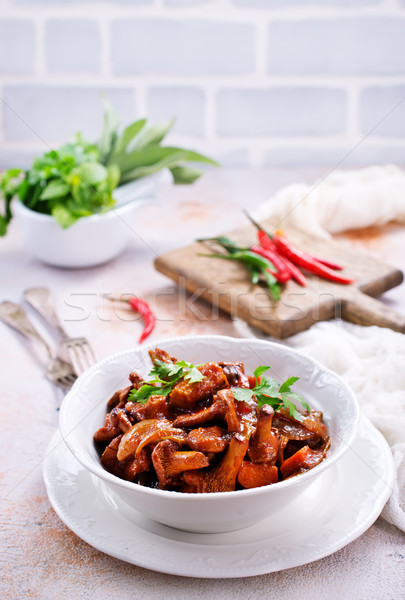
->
[154,220,405,338]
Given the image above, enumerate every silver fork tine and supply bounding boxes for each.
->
[78,340,93,368]
[65,342,86,375]
[24,287,96,375]
[65,342,91,375]
[65,339,94,374]
[83,340,96,365]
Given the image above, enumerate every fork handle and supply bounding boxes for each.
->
[0,301,55,359]
[24,287,69,341]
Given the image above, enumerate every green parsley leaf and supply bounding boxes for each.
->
[253,365,271,380]
[253,377,280,405]
[280,396,303,422]
[129,359,205,403]
[128,384,171,404]
[173,360,204,384]
[231,387,254,403]
[281,391,310,414]
[257,395,281,411]
[185,368,204,384]
[279,376,300,394]
[231,367,309,421]
[149,359,183,382]
[39,180,70,200]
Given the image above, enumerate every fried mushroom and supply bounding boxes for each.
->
[94,413,120,444]
[219,361,250,388]
[186,426,229,454]
[152,440,209,487]
[172,389,240,432]
[117,419,186,461]
[248,405,280,465]
[125,394,169,421]
[182,430,250,493]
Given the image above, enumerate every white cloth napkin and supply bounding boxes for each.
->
[254,165,405,239]
[246,165,405,532]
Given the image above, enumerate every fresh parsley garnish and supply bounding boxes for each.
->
[231,365,310,422]
[128,359,204,404]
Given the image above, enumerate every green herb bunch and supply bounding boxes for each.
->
[0,100,218,235]
[231,366,310,422]
[198,236,281,301]
[129,359,205,404]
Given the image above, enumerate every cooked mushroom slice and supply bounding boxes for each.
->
[186,426,229,453]
[173,389,239,432]
[169,362,229,410]
[248,405,280,465]
[124,447,152,481]
[172,398,225,428]
[273,408,327,442]
[117,419,186,461]
[277,434,289,464]
[149,347,177,365]
[129,372,145,389]
[237,461,278,489]
[94,413,120,444]
[152,440,209,486]
[300,411,328,440]
[125,394,169,421]
[107,391,121,411]
[182,431,250,493]
[109,407,132,433]
[214,389,240,432]
[107,385,132,410]
[219,361,250,388]
[100,434,123,476]
[280,445,325,479]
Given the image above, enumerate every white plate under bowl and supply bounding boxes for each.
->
[43,416,393,578]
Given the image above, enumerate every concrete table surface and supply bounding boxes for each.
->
[1,168,404,600]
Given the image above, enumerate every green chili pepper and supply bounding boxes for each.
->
[198,237,281,300]
[197,236,247,255]
[198,252,280,300]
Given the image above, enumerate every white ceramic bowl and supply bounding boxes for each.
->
[59,335,359,533]
[14,171,168,268]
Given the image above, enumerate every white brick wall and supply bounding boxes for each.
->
[45,20,101,74]
[111,19,255,75]
[0,0,404,169]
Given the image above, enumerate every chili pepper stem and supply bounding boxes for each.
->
[244,210,273,237]
[106,296,130,303]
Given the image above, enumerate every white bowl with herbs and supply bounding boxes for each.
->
[1,103,217,268]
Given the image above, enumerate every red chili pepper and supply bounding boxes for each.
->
[245,212,350,284]
[250,245,291,283]
[276,253,307,287]
[273,234,355,285]
[257,229,275,251]
[257,219,343,271]
[108,296,156,343]
[304,254,343,271]
[254,232,307,286]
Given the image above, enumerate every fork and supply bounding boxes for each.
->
[24,287,96,375]
[0,301,77,389]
